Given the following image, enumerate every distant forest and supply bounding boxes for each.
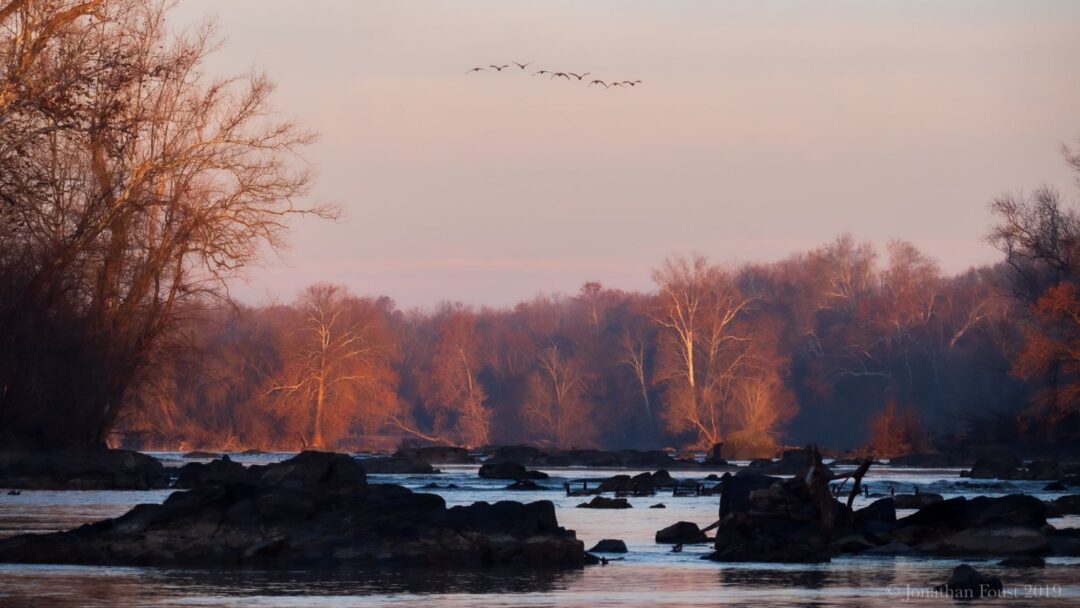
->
[121,218,1080,455]
[2,1,1079,457]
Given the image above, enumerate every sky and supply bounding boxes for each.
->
[170,0,1080,310]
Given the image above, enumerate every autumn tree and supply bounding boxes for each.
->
[266,285,397,449]
[0,0,326,448]
[418,304,492,447]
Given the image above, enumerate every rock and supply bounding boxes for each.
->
[182,451,221,459]
[854,498,896,536]
[1047,529,1080,556]
[587,539,628,553]
[934,565,1003,599]
[652,470,677,488]
[892,493,943,510]
[360,456,435,474]
[478,462,547,480]
[0,448,167,490]
[889,453,968,468]
[650,503,667,509]
[0,451,583,569]
[395,446,474,464]
[746,449,827,476]
[485,445,543,465]
[506,479,543,491]
[1027,460,1061,480]
[719,472,781,517]
[1046,494,1080,517]
[655,521,708,544]
[829,533,877,554]
[966,494,1046,529]
[704,443,727,466]
[966,457,1024,480]
[999,555,1045,568]
[175,456,248,489]
[1044,481,1068,492]
[583,552,601,566]
[577,496,631,509]
[935,526,1048,556]
[708,512,830,563]
[596,472,661,495]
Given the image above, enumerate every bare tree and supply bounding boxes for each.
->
[0,1,331,447]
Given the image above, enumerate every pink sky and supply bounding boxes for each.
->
[171,1,1080,309]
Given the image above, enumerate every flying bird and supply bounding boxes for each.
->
[550,72,571,80]
[610,81,623,87]
[513,61,532,70]
[533,70,551,76]
[622,80,642,87]
[588,79,608,88]
[466,67,486,73]
[568,72,590,81]
[489,64,510,71]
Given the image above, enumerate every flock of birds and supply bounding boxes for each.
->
[466,61,642,89]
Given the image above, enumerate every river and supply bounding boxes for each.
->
[0,453,1077,607]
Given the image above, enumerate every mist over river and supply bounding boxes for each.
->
[1,453,1077,607]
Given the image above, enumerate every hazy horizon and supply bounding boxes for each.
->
[171,0,1080,309]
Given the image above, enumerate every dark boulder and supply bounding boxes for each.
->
[176,456,248,489]
[577,496,631,509]
[708,512,831,563]
[999,555,1045,568]
[655,521,708,544]
[588,539,628,553]
[1046,494,1080,517]
[966,457,1024,480]
[395,446,474,464]
[0,452,583,569]
[934,565,1003,599]
[966,494,1046,529]
[359,456,435,475]
[719,472,781,517]
[853,498,896,536]
[478,462,547,480]
[485,445,543,465]
[650,503,667,509]
[892,493,943,510]
[0,448,167,490]
[506,479,543,491]
[1044,481,1068,492]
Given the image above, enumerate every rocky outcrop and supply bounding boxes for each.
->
[1045,494,1080,518]
[478,462,547,480]
[889,494,1050,556]
[0,451,584,569]
[963,458,1076,481]
[0,448,167,490]
[394,446,475,464]
[746,449,832,476]
[655,522,708,544]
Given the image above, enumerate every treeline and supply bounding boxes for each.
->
[120,233,1064,456]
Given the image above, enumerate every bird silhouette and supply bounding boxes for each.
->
[533,70,551,76]
[513,61,532,70]
[550,72,571,80]
[465,67,486,74]
[489,64,510,71]
[610,81,623,87]
[568,72,590,81]
[588,79,608,88]
[622,80,642,86]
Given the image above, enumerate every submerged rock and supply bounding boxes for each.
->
[587,539,628,553]
[934,565,1003,599]
[892,493,943,510]
[0,448,167,490]
[175,456,248,489]
[478,462,547,480]
[577,496,631,509]
[0,451,583,569]
[506,479,544,491]
[655,522,708,544]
